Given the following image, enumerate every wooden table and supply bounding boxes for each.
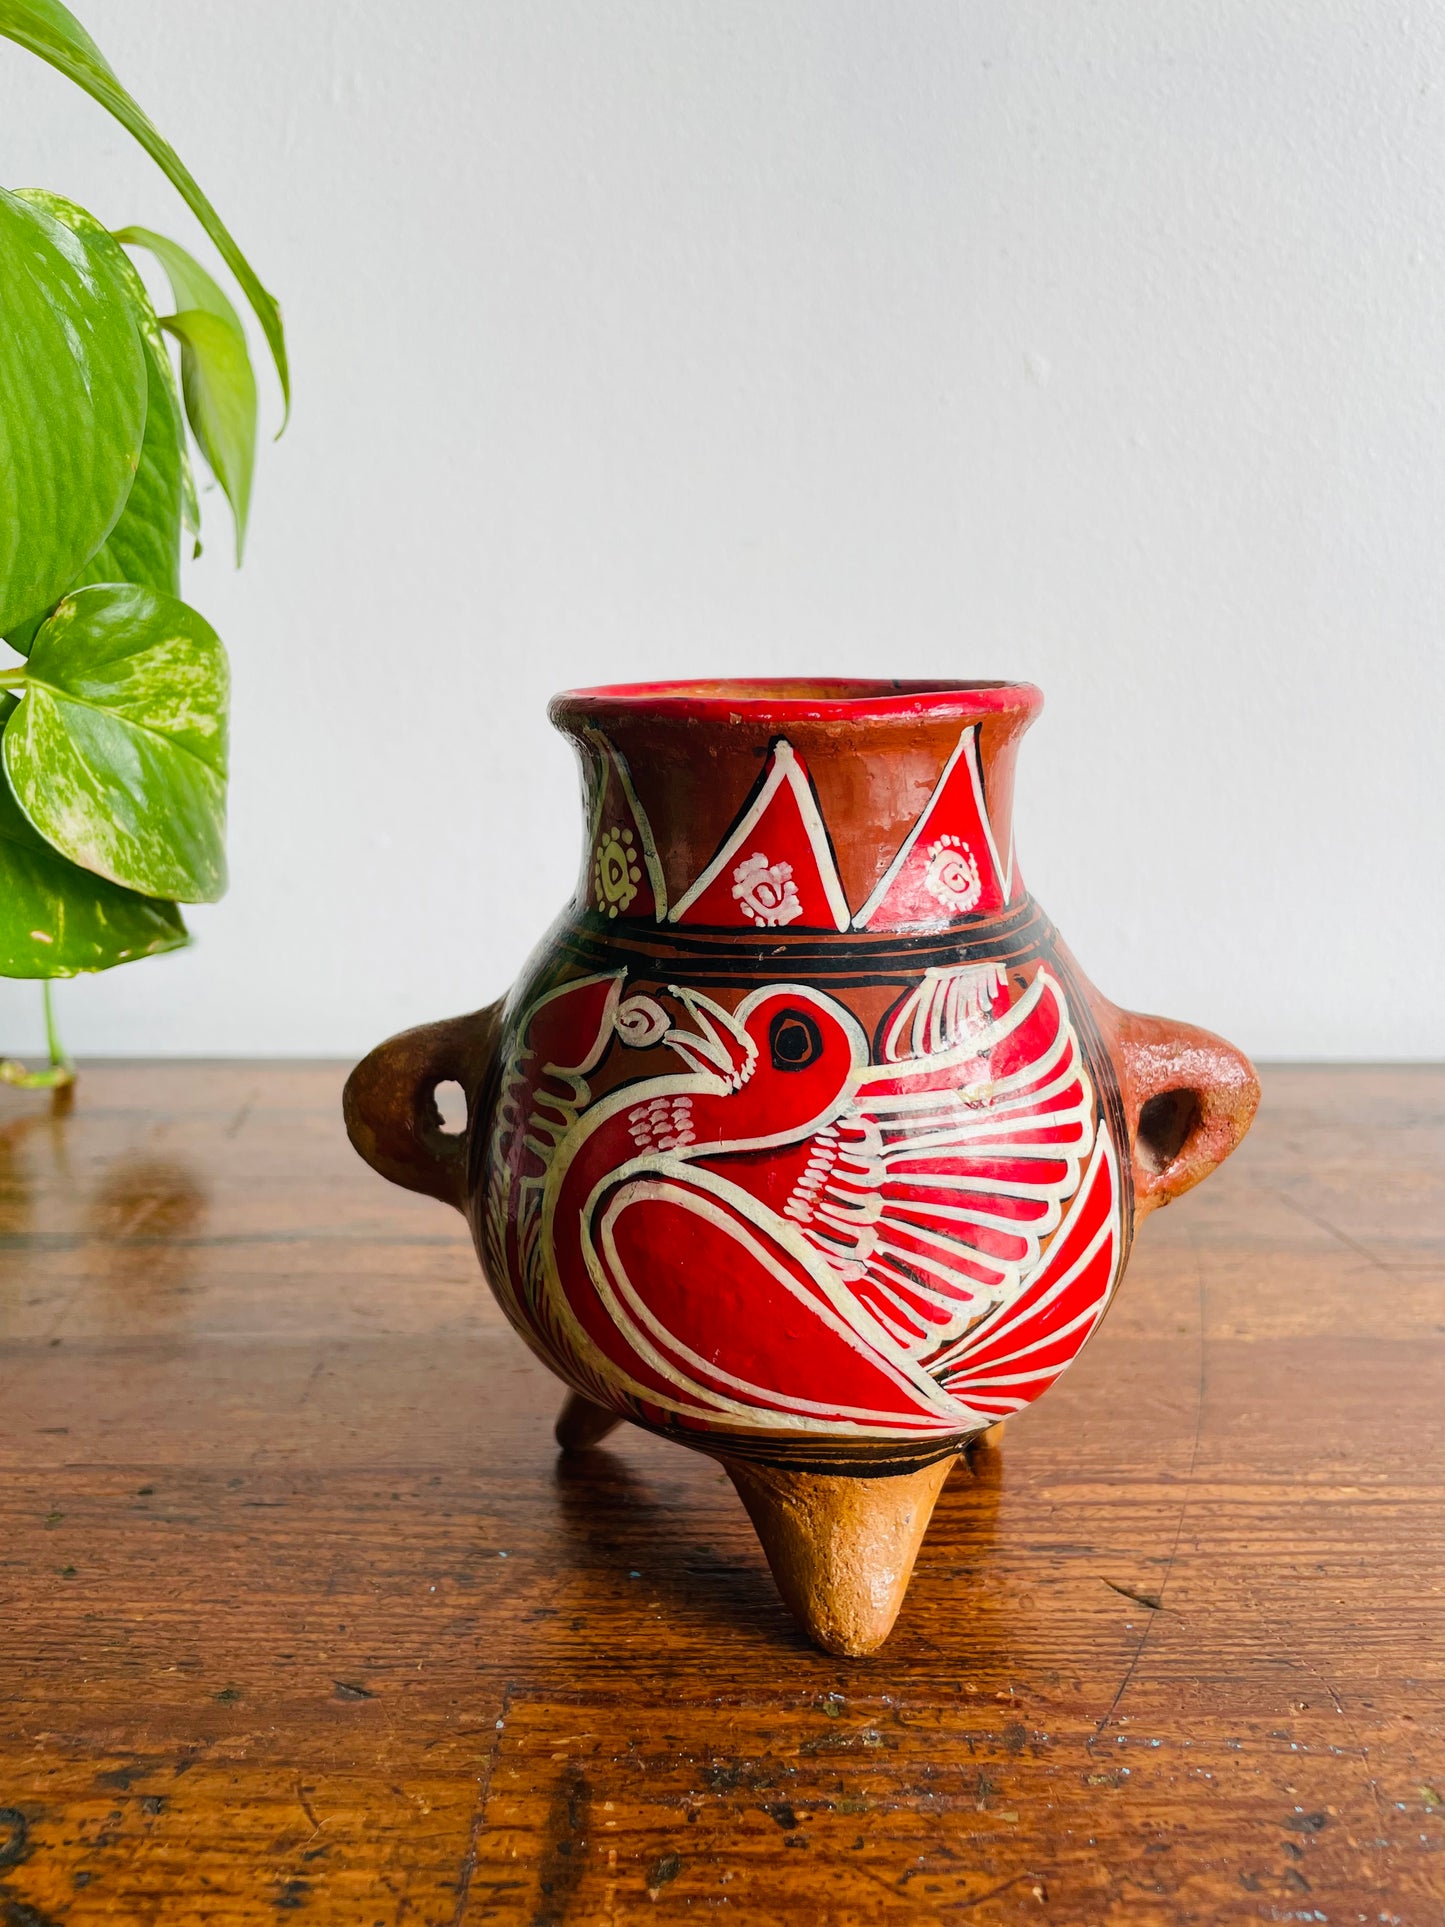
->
[0,1064,1441,1924]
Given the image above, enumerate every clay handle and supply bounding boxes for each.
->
[1115,1010,1260,1223]
[342,1001,503,1212]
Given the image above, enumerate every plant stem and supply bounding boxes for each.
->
[0,981,76,1090]
[44,981,71,1071]
[0,666,26,689]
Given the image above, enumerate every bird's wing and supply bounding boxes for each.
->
[577,1163,980,1436]
[932,1125,1121,1417]
[785,968,1097,1357]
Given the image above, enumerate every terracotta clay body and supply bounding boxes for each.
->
[345,680,1259,1655]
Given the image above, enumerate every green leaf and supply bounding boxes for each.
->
[118,229,251,553]
[158,310,256,563]
[91,312,187,588]
[21,193,186,600]
[0,186,146,637]
[3,583,229,903]
[0,688,187,975]
[160,308,257,565]
[116,225,242,330]
[0,0,289,416]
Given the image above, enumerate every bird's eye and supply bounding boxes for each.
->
[769,1008,824,1071]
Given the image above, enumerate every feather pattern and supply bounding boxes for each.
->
[783,969,1097,1358]
[932,1126,1120,1416]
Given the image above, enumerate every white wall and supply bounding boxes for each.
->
[1,0,1440,1062]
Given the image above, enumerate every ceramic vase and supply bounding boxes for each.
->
[345,679,1258,1655]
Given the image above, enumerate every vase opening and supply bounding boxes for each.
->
[550,677,1044,730]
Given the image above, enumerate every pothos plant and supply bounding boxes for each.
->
[0,0,287,1088]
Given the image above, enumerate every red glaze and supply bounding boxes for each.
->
[347,679,1259,1476]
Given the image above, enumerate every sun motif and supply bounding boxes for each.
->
[921,835,982,914]
[594,826,642,917]
[731,852,802,927]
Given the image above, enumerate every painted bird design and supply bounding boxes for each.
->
[525,965,1122,1440]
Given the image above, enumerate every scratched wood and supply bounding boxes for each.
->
[0,1062,1441,1924]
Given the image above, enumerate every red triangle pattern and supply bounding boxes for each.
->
[856,727,1009,929]
[671,742,850,932]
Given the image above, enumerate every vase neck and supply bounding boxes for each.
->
[551,683,1040,937]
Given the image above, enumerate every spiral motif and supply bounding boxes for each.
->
[613,993,671,1048]
[922,836,982,914]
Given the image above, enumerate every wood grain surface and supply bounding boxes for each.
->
[0,1063,1441,1924]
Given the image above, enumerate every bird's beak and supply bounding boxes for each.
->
[661,986,756,1091]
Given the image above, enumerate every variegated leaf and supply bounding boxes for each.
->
[4,583,229,903]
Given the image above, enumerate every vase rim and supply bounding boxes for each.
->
[549,677,1044,729]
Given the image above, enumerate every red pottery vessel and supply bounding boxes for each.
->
[345,679,1259,1655]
